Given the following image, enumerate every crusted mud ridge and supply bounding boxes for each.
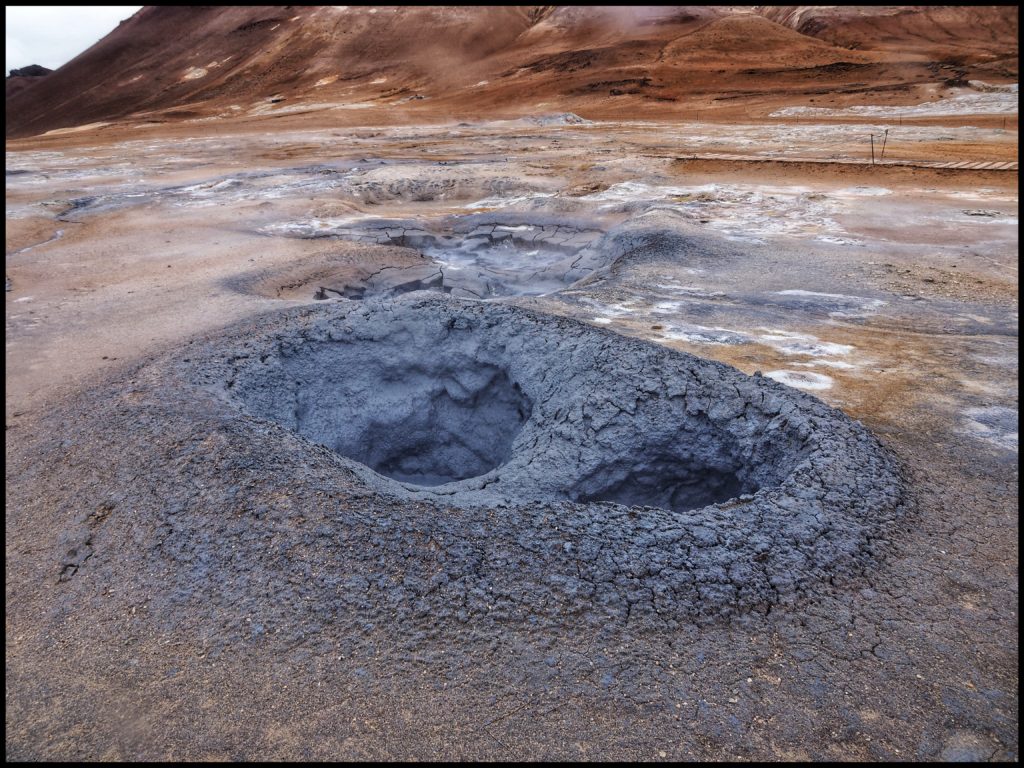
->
[12,296,905,653]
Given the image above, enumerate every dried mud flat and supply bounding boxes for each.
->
[5,117,1018,760]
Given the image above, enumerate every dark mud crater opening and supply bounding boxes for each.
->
[295,353,531,486]
[576,454,744,513]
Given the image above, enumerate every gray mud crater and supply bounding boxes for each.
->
[177,295,904,626]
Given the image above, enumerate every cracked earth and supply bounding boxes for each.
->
[5,117,1018,760]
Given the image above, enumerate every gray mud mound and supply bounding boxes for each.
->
[7,295,906,657]
[261,214,605,300]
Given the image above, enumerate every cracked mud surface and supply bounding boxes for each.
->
[5,118,1018,760]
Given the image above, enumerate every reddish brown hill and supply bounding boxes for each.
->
[5,64,53,101]
[758,6,1018,64]
[5,6,1018,138]
[4,6,542,137]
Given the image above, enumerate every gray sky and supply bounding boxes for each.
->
[6,6,142,74]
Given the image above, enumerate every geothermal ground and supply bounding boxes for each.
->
[5,109,1018,760]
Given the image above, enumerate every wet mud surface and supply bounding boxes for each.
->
[5,119,1018,760]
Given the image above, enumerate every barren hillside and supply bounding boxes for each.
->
[6,5,1018,138]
